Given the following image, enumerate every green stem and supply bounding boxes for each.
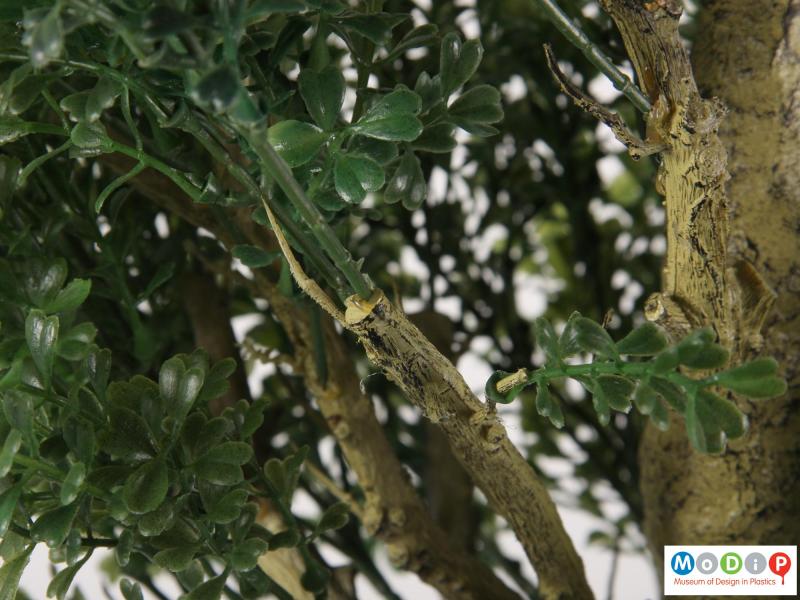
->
[18,140,72,188]
[180,115,347,294]
[109,141,203,201]
[534,0,651,113]
[236,124,372,298]
[523,360,702,391]
[12,455,112,501]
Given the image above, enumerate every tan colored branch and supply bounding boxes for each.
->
[599,0,736,345]
[344,291,593,600]
[543,44,665,159]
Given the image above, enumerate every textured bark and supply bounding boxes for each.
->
[600,0,800,570]
[345,292,593,600]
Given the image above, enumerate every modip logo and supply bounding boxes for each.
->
[664,546,797,596]
[671,552,695,575]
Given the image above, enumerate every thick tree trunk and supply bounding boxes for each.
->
[631,0,800,569]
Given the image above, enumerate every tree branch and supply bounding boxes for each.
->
[107,155,522,600]
[344,291,593,599]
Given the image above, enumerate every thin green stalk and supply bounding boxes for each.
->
[18,140,72,187]
[517,359,703,391]
[109,141,203,201]
[236,124,372,299]
[534,0,651,113]
[180,115,347,294]
[12,454,112,501]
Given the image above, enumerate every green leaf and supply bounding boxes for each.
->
[632,382,658,415]
[652,346,679,374]
[581,379,611,426]
[448,85,503,125]
[335,13,407,44]
[46,553,90,600]
[533,318,560,364]
[247,0,307,19]
[384,151,426,210]
[594,375,634,412]
[0,430,22,477]
[298,66,344,130]
[616,323,668,355]
[43,279,91,313]
[206,488,249,524]
[685,395,721,453]
[86,78,123,122]
[193,442,252,485]
[649,376,688,412]
[698,390,746,440]
[440,33,483,97]
[348,137,399,165]
[154,546,198,572]
[192,66,240,112]
[535,382,564,428]
[99,406,157,460]
[388,23,439,60]
[0,116,28,145]
[70,121,113,154]
[334,154,384,204]
[227,538,268,570]
[241,398,269,439]
[30,502,78,547]
[160,356,186,405]
[649,396,670,431]
[57,322,97,360]
[558,312,583,358]
[23,6,64,69]
[414,71,442,111]
[120,580,144,600]
[267,120,328,168]
[263,446,308,502]
[87,347,111,401]
[24,258,67,307]
[301,566,329,594]
[573,317,619,359]
[176,367,205,421]
[123,459,169,514]
[412,123,456,153]
[316,502,349,533]
[713,358,786,398]
[59,92,89,122]
[0,485,22,537]
[232,245,280,269]
[181,573,226,600]
[115,530,133,567]
[0,545,34,600]
[352,88,423,141]
[2,391,34,439]
[269,528,301,549]
[60,463,86,505]
[25,309,58,385]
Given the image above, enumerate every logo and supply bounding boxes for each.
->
[671,552,695,575]
[664,546,797,596]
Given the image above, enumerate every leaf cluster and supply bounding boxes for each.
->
[487,315,786,453]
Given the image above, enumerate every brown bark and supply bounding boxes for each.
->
[181,267,250,414]
[599,0,800,571]
[345,292,593,600]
